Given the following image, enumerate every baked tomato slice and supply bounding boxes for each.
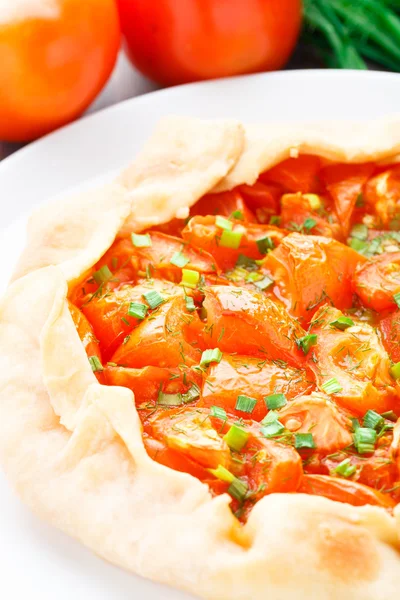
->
[260,155,321,193]
[68,301,104,383]
[309,306,400,415]
[279,192,342,240]
[201,353,314,421]
[202,286,306,368]
[364,166,400,227]
[353,252,400,311]
[379,310,400,363]
[182,215,285,270]
[265,233,365,323]
[299,474,396,508]
[191,189,255,222]
[238,181,282,224]
[111,296,202,368]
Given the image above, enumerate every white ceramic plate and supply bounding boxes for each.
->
[1,69,400,600]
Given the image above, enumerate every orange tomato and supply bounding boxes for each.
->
[364,166,400,227]
[354,252,400,311]
[117,0,301,85]
[68,301,104,383]
[0,0,120,141]
[279,193,342,240]
[191,190,256,223]
[238,182,282,224]
[380,310,400,363]
[260,155,321,193]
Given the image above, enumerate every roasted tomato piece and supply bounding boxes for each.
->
[82,279,182,359]
[379,310,400,363]
[149,407,230,469]
[280,192,342,240]
[191,189,255,222]
[111,296,202,368]
[353,252,400,311]
[143,435,212,481]
[238,181,282,224]
[69,301,104,383]
[260,155,321,193]
[309,306,400,415]
[203,286,306,368]
[299,474,396,508]
[201,353,314,421]
[182,215,285,270]
[319,163,375,235]
[265,233,365,323]
[278,392,352,453]
[104,364,201,408]
[364,166,400,227]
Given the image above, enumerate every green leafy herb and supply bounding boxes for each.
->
[224,424,249,452]
[88,356,103,373]
[363,409,384,431]
[321,377,343,395]
[334,458,356,478]
[127,302,148,320]
[210,406,227,420]
[296,334,318,355]
[143,290,165,309]
[262,420,285,438]
[353,427,377,454]
[93,265,113,285]
[294,433,316,449]
[200,348,223,367]
[235,395,257,414]
[330,316,354,330]
[264,393,288,410]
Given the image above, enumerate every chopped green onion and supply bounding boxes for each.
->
[220,230,243,249]
[228,478,248,502]
[254,275,274,291]
[294,433,316,449]
[390,361,400,379]
[321,377,343,395]
[143,290,165,309]
[393,292,400,309]
[200,348,223,367]
[304,193,321,210]
[127,302,148,320]
[363,409,384,431]
[246,272,264,283]
[216,215,233,231]
[224,424,249,452]
[296,334,318,355]
[131,232,152,247]
[231,210,244,220]
[210,405,227,420]
[330,316,354,330]
[334,458,356,478]
[262,420,285,438]
[185,296,196,312]
[180,384,200,404]
[256,236,274,255]
[170,252,190,268]
[381,410,398,422]
[353,427,376,454]
[181,268,200,289]
[351,417,360,431]
[270,215,281,226]
[88,356,103,372]
[157,392,183,406]
[111,257,118,270]
[93,265,112,285]
[264,393,287,410]
[355,193,364,208]
[209,464,235,483]
[350,224,368,241]
[236,254,257,270]
[235,395,257,414]
[350,238,368,253]
[303,217,317,232]
[260,410,279,426]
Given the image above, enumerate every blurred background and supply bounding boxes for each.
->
[1,0,400,160]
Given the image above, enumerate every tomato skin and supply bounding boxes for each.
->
[261,155,321,193]
[201,354,314,421]
[238,182,282,224]
[117,0,301,85]
[191,190,256,223]
[299,474,396,509]
[279,193,342,240]
[68,301,104,384]
[0,0,120,141]
[379,310,400,363]
[354,253,400,312]
[364,166,400,227]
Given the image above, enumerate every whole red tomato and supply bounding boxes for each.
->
[117,0,302,85]
[0,0,120,141]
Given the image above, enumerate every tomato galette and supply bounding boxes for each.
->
[2,116,400,599]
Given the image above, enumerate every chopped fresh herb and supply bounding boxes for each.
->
[393,292,400,309]
[236,254,257,270]
[363,409,384,431]
[143,290,165,309]
[264,393,287,410]
[215,215,233,231]
[127,302,148,320]
[235,395,257,414]
[181,268,200,289]
[351,417,360,431]
[294,433,316,449]
[270,215,281,226]
[180,384,200,403]
[231,210,244,220]
[353,427,376,454]
[220,229,243,249]
[111,257,118,270]
[330,316,354,330]
[170,252,190,268]
[228,477,248,502]
[262,420,285,438]
[88,355,103,372]
[157,391,183,406]
[224,424,249,452]
[121,316,130,326]
[350,238,368,253]
[296,334,318,355]
[355,193,364,208]
[390,361,400,379]
[210,405,227,420]
[334,458,356,478]
[209,464,234,483]
[254,275,274,291]
[303,217,317,232]
[381,410,398,422]
[256,236,274,255]
[321,377,342,395]
[93,265,112,285]
[350,224,368,241]
[305,193,321,210]
[131,232,152,247]
[200,348,223,367]
[185,296,196,312]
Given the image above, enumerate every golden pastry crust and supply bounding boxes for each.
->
[1,115,400,599]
